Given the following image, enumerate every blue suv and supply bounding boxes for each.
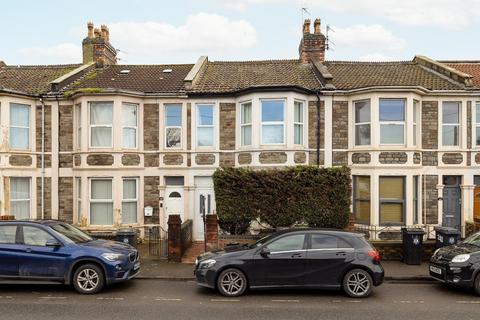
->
[0,220,140,294]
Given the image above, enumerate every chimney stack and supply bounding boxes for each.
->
[299,18,326,63]
[82,22,117,66]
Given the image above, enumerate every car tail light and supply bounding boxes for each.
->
[368,249,381,262]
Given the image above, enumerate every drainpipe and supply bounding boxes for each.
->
[40,97,45,219]
[315,90,322,167]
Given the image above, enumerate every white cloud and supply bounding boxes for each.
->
[17,43,81,64]
[218,0,290,11]
[332,24,406,51]
[357,53,394,61]
[108,13,256,62]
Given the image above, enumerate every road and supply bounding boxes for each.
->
[0,280,479,320]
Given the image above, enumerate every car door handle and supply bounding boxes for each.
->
[25,248,32,253]
[336,251,347,256]
[291,253,303,258]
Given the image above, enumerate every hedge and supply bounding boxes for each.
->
[213,166,351,234]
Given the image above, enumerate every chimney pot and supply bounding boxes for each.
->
[94,28,101,38]
[314,18,321,34]
[87,22,94,38]
[100,25,108,39]
[303,19,311,34]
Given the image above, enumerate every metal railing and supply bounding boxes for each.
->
[148,226,168,258]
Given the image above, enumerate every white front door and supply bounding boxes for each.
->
[165,187,184,223]
[194,177,216,241]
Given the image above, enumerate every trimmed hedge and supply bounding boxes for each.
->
[213,166,351,234]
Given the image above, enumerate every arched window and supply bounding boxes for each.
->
[169,191,182,198]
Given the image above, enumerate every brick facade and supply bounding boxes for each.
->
[422,101,438,149]
[308,100,324,149]
[294,152,307,164]
[36,177,51,219]
[352,153,371,164]
[332,101,348,149]
[238,153,252,165]
[423,175,438,224]
[9,155,32,166]
[144,176,160,224]
[379,152,407,164]
[58,177,73,223]
[163,154,183,165]
[87,154,114,166]
[259,152,287,164]
[442,153,463,165]
[122,154,140,166]
[195,153,215,165]
[144,104,159,151]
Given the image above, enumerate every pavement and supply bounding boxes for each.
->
[0,280,479,320]
[137,258,432,282]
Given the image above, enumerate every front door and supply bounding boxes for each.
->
[252,233,307,287]
[443,176,461,230]
[0,225,22,277]
[165,187,184,222]
[194,177,216,241]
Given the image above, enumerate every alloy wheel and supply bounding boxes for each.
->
[346,271,371,296]
[77,268,100,292]
[220,271,244,296]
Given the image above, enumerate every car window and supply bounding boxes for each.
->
[310,234,352,249]
[0,225,17,244]
[23,226,55,246]
[267,234,305,252]
[463,233,480,247]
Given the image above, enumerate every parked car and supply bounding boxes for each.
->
[0,220,140,294]
[194,229,384,298]
[429,231,480,295]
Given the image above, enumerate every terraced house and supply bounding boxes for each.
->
[1,19,480,241]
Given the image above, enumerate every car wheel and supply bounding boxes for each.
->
[73,264,105,294]
[343,269,373,298]
[216,268,247,297]
[474,274,480,296]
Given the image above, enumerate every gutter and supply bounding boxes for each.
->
[39,96,46,219]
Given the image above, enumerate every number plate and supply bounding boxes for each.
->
[134,262,141,271]
[430,265,442,275]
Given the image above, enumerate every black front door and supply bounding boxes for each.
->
[443,176,461,230]
[305,233,354,287]
[253,233,307,287]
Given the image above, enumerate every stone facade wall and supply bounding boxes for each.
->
[9,155,32,166]
[59,154,73,168]
[259,152,287,164]
[122,154,140,166]
[422,151,438,166]
[308,151,324,165]
[308,100,324,149]
[332,151,348,166]
[37,155,52,168]
[163,154,183,165]
[413,152,421,164]
[36,177,52,219]
[144,103,159,151]
[467,101,472,149]
[219,153,235,167]
[144,176,160,224]
[379,152,407,164]
[442,153,463,165]
[423,175,438,224]
[87,154,114,166]
[422,101,438,149]
[36,104,52,168]
[238,153,252,165]
[475,153,480,164]
[145,154,159,167]
[195,154,215,165]
[352,153,371,164]
[332,101,348,149]
[294,152,306,164]
[186,103,192,151]
[219,103,235,150]
[58,177,73,223]
[59,105,73,152]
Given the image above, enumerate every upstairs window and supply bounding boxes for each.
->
[196,104,214,147]
[75,104,82,149]
[379,99,405,145]
[240,102,252,146]
[90,102,113,148]
[261,99,285,144]
[122,103,138,148]
[165,104,182,148]
[10,103,30,150]
[476,102,480,146]
[413,100,419,146]
[354,100,371,146]
[294,101,304,145]
[442,101,460,146]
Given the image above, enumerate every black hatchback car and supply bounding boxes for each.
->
[429,231,480,295]
[195,229,384,298]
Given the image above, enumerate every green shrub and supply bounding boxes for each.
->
[213,166,351,233]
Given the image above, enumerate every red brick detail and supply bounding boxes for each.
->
[206,214,219,252]
[168,214,182,262]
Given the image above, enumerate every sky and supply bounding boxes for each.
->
[1,0,479,65]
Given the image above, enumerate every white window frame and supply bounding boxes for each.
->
[196,103,215,148]
[122,178,138,225]
[89,101,113,149]
[9,103,30,150]
[89,178,113,225]
[74,104,82,150]
[441,101,461,147]
[475,102,480,147]
[294,100,305,145]
[354,99,371,147]
[9,177,31,219]
[75,178,82,224]
[240,101,252,146]
[413,100,419,146]
[122,102,138,149]
[260,98,286,145]
[379,98,406,146]
[164,104,183,149]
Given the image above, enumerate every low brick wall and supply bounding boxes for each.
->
[371,240,436,261]
[218,234,261,248]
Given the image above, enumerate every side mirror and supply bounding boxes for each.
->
[46,239,62,247]
[260,247,271,257]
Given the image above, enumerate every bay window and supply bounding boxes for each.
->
[353,176,370,224]
[10,177,30,219]
[413,100,419,146]
[442,101,460,146]
[122,178,138,224]
[379,99,405,145]
[90,179,113,225]
[165,104,182,148]
[75,104,82,149]
[354,100,371,146]
[294,101,304,145]
[261,99,285,144]
[90,102,113,148]
[10,103,30,149]
[476,102,480,146]
[240,102,252,146]
[196,104,214,147]
[122,103,138,148]
[379,176,405,225]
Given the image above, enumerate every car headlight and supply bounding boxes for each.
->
[199,259,216,269]
[451,254,470,263]
[101,252,125,261]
